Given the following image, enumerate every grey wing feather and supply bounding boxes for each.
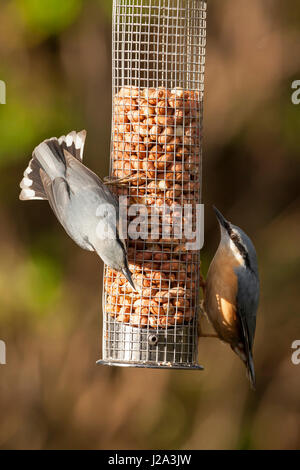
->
[51,177,72,223]
[236,270,259,389]
[63,150,119,213]
[236,269,259,352]
[40,169,93,252]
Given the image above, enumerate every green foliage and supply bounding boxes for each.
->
[97,0,113,19]
[0,89,78,167]
[0,252,62,324]
[15,0,83,37]
[0,99,44,164]
[18,252,63,316]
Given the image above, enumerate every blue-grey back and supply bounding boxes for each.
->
[236,265,260,350]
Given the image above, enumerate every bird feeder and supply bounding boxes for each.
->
[98,0,207,369]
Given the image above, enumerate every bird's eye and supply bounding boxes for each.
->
[230,232,248,260]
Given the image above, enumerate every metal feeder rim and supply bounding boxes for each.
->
[97,360,204,370]
[104,324,197,331]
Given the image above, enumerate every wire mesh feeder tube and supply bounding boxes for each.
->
[98,0,207,369]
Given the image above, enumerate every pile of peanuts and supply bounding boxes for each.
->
[104,86,201,328]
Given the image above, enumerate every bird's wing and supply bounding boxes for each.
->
[235,269,260,388]
[236,270,259,352]
[40,169,94,251]
[63,150,119,213]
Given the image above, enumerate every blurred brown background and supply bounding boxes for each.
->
[0,0,299,450]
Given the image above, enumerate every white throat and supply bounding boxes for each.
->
[220,227,245,266]
[229,238,245,265]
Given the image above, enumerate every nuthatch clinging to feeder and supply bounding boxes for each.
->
[204,207,260,389]
[19,130,135,290]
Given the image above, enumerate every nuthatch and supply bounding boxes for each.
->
[204,207,260,389]
[19,130,135,290]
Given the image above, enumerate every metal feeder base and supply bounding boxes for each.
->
[97,360,203,370]
[98,321,203,370]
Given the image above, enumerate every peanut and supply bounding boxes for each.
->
[116,314,130,323]
[158,127,174,145]
[149,125,163,141]
[107,87,201,329]
[130,314,148,327]
[118,86,139,99]
[155,115,174,126]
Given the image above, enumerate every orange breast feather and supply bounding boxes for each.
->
[205,249,240,343]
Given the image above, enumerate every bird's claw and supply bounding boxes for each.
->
[104,175,145,186]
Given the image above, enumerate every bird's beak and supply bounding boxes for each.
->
[213,206,228,229]
[122,267,137,291]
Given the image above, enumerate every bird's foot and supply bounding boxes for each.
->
[104,175,145,186]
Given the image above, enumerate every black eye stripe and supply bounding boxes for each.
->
[231,233,239,243]
[229,229,251,268]
[230,231,244,253]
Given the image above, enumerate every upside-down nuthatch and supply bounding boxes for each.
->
[19,130,135,290]
[204,207,260,389]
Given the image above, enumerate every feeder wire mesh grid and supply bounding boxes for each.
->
[98,0,207,369]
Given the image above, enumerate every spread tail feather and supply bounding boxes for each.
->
[19,157,46,200]
[19,130,87,201]
[58,130,86,162]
